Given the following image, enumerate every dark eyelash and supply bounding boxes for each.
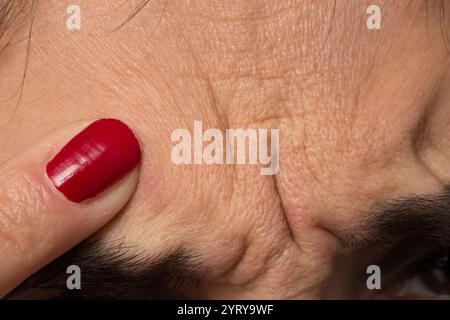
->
[381,248,450,293]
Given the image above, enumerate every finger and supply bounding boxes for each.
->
[0,118,142,297]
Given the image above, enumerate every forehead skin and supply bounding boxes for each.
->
[0,0,449,298]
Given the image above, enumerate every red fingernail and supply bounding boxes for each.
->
[46,119,142,203]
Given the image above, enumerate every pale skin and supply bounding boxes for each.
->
[0,0,449,298]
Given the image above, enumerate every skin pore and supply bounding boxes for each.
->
[0,0,450,299]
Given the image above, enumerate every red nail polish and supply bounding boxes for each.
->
[46,119,142,203]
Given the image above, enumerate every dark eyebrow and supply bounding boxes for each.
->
[332,185,450,279]
[8,238,207,299]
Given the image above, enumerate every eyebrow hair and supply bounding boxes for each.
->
[0,0,27,46]
[114,0,168,32]
[0,0,38,126]
[14,187,450,299]
[332,185,450,280]
[0,0,18,39]
[7,237,207,299]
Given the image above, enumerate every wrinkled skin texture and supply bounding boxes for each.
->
[0,0,449,298]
